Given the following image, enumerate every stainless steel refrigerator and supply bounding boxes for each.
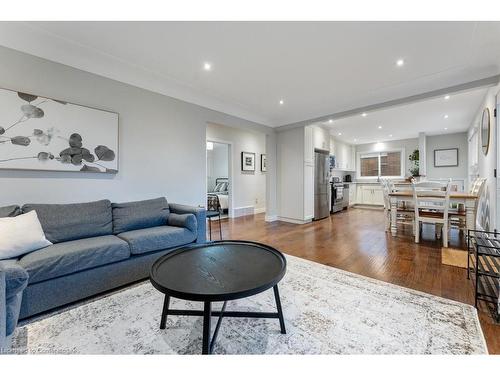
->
[314,149,330,220]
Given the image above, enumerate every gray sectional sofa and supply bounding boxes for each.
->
[0,197,206,350]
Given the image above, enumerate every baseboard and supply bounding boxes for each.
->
[277,216,313,225]
[254,207,266,214]
[232,206,255,217]
[265,215,278,222]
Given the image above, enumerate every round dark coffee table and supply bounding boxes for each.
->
[150,240,287,354]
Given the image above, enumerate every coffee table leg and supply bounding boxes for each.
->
[160,294,170,329]
[273,285,286,334]
[202,301,212,354]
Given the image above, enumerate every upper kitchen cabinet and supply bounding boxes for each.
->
[311,125,330,151]
[330,136,356,171]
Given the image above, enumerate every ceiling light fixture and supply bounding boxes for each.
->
[279,99,284,105]
[378,125,382,129]
[361,113,367,117]
[444,127,448,130]
[338,132,342,136]
[396,59,405,67]
[328,119,333,123]
[444,95,450,100]
[389,134,393,137]
[444,114,449,119]
[353,138,357,142]
[203,62,212,71]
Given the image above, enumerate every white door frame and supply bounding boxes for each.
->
[206,137,234,218]
[495,90,500,231]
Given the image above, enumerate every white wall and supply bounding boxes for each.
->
[355,138,419,179]
[425,132,468,181]
[277,126,305,222]
[0,46,274,209]
[468,83,500,230]
[206,123,266,215]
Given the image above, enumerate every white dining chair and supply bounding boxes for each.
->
[381,179,414,233]
[449,177,486,232]
[412,180,452,247]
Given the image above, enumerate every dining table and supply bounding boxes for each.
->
[388,191,478,237]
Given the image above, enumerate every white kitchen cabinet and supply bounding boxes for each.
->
[355,184,384,206]
[330,136,355,171]
[348,184,355,206]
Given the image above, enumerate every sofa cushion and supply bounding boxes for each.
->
[117,226,195,255]
[18,235,130,284]
[112,197,170,234]
[0,205,20,218]
[22,200,113,243]
[0,259,29,299]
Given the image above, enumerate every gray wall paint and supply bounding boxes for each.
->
[0,46,273,207]
[206,122,266,212]
[425,132,468,180]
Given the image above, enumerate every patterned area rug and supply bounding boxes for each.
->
[12,255,487,354]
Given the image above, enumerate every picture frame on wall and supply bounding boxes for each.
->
[434,148,458,167]
[0,86,119,174]
[241,151,255,171]
[261,154,267,172]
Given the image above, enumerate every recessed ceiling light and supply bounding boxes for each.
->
[353,139,357,142]
[444,127,448,130]
[389,134,393,137]
[396,59,405,67]
[378,125,382,129]
[328,119,333,124]
[279,99,284,105]
[444,114,449,119]
[361,113,367,117]
[338,132,342,136]
[444,95,450,100]
[203,62,212,71]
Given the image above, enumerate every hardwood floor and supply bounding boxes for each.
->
[208,207,500,354]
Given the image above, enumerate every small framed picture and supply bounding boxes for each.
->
[241,151,256,171]
[434,148,458,167]
[261,154,267,172]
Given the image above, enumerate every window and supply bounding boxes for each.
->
[358,150,403,178]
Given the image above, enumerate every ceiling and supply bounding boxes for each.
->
[0,21,499,127]
[319,86,488,144]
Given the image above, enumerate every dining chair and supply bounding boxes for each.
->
[412,180,452,247]
[449,177,486,232]
[381,179,414,233]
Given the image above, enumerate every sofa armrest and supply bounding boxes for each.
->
[168,213,197,233]
[0,261,28,351]
[169,204,206,243]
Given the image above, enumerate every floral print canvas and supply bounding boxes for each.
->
[0,88,118,173]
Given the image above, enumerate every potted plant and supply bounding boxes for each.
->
[408,149,419,177]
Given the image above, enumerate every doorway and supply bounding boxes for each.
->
[206,140,231,219]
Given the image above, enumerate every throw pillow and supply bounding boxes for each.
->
[0,210,52,260]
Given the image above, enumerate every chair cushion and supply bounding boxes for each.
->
[0,205,20,218]
[22,200,113,243]
[117,226,195,255]
[19,235,130,284]
[112,197,170,234]
[0,259,29,298]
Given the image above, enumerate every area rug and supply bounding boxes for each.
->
[12,255,487,354]
[442,247,468,269]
